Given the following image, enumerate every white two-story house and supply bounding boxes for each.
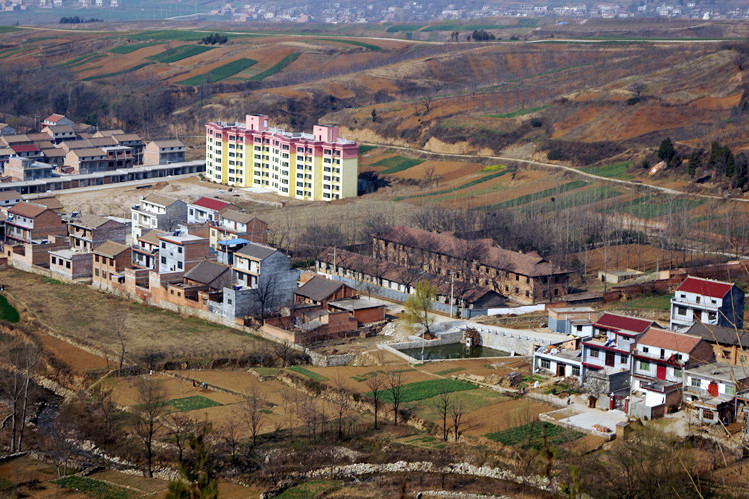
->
[157,230,210,274]
[670,276,744,331]
[131,194,187,239]
[684,363,749,424]
[186,196,237,224]
[630,328,714,418]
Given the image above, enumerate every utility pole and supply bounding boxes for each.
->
[450,273,454,318]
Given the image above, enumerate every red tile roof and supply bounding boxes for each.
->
[637,328,704,354]
[10,144,40,153]
[9,202,47,218]
[677,276,733,298]
[192,197,231,211]
[593,313,655,335]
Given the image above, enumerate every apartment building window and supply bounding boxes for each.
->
[296,190,303,196]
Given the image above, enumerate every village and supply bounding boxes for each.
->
[0,111,748,497]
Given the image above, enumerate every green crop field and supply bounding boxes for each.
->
[253,367,280,377]
[372,155,424,174]
[485,104,551,119]
[249,53,300,81]
[622,293,672,311]
[580,161,634,179]
[396,169,510,201]
[109,42,160,54]
[485,421,584,450]
[178,58,257,85]
[351,368,415,382]
[485,180,589,210]
[370,379,476,404]
[528,185,623,214]
[276,479,343,499]
[287,366,329,382]
[82,62,154,81]
[123,30,234,42]
[162,395,221,412]
[53,476,132,499]
[148,44,214,63]
[435,367,466,376]
[422,19,538,31]
[359,145,377,154]
[0,295,20,323]
[316,38,382,51]
[618,195,704,219]
[386,24,425,32]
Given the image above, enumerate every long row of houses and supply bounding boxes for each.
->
[534,276,748,424]
[0,191,387,345]
[0,113,185,181]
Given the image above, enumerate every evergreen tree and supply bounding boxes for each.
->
[657,137,675,163]
[688,152,700,178]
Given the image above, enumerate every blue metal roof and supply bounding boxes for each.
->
[218,238,249,246]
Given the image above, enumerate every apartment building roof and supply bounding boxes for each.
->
[191,196,232,211]
[114,133,143,143]
[677,276,734,298]
[148,139,185,149]
[33,140,55,150]
[42,148,67,158]
[69,147,106,158]
[11,144,40,154]
[27,132,52,141]
[594,313,655,335]
[95,129,125,137]
[8,201,47,218]
[88,137,118,147]
[93,240,130,258]
[1,135,30,146]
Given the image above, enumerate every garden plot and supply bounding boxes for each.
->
[484,421,584,450]
[111,374,240,409]
[309,365,436,393]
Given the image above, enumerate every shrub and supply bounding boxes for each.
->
[547,149,566,161]
[530,118,543,128]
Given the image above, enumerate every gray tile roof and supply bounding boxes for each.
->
[236,242,276,260]
[295,276,344,302]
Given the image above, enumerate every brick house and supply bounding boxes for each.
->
[210,210,268,250]
[157,230,210,274]
[42,124,76,143]
[685,322,749,366]
[92,240,132,289]
[372,226,569,304]
[4,157,54,181]
[5,202,65,244]
[231,242,299,317]
[69,214,126,252]
[670,276,744,330]
[294,275,356,308]
[65,147,109,174]
[143,140,186,165]
[49,248,92,280]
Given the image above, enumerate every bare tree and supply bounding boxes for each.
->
[272,341,294,368]
[252,275,277,320]
[366,373,385,429]
[131,377,168,478]
[251,341,273,367]
[386,372,404,425]
[241,387,266,447]
[165,413,196,464]
[220,419,241,464]
[0,336,39,452]
[450,399,466,442]
[433,390,452,441]
[108,310,128,377]
[43,401,76,478]
[331,372,351,440]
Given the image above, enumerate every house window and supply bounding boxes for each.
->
[691,377,701,387]
[161,256,166,264]
[639,360,650,371]
[540,359,551,369]
[589,348,599,358]
[51,257,56,264]
[571,366,580,377]
[620,354,627,363]
[673,368,682,378]
[677,306,687,316]
[643,346,649,353]
[696,296,701,303]
[94,269,99,277]
[702,409,714,420]
[726,385,735,395]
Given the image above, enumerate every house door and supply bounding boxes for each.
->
[708,381,719,397]
[556,363,566,376]
[656,365,666,380]
[605,351,615,367]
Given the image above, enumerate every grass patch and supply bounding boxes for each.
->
[42,276,65,285]
[287,366,328,382]
[276,479,342,499]
[123,30,231,42]
[481,164,505,172]
[162,395,221,412]
[370,378,476,404]
[385,24,425,32]
[422,19,538,31]
[435,367,466,376]
[249,53,300,81]
[178,58,257,85]
[528,185,623,214]
[622,293,672,311]
[372,155,424,174]
[316,37,382,51]
[580,161,634,180]
[358,144,377,154]
[544,383,581,396]
[253,367,280,377]
[395,168,510,201]
[0,295,20,323]
[109,42,159,54]
[484,421,583,450]
[59,53,106,68]
[148,44,213,63]
[52,476,132,499]
[82,62,154,81]
[351,368,415,382]
[0,26,22,33]
[618,195,704,219]
[486,104,551,119]
[484,180,589,210]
